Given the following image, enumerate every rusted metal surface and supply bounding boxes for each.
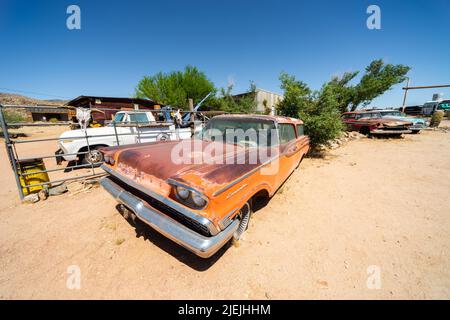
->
[103,140,264,194]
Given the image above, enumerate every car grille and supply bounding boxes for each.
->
[110,176,211,237]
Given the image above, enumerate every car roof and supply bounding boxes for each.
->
[343,110,382,114]
[212,114,304,125]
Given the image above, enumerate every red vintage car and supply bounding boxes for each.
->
[342,110,412,136]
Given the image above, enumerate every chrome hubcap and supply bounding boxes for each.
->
[86,150,102,164]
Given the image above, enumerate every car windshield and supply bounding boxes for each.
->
[438,101,450,110]
[199,118,277,147]
[382,111,404,117]
[111,113,125,123]
[356,112,382,119]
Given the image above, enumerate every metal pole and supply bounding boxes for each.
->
[0,105,25,199]
[401,77,410,113]
[112,121,120,146]
[135,122,141,143]
[83,128,96,174]
[188,98,195,137]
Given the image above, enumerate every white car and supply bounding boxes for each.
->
[55,110,199,165]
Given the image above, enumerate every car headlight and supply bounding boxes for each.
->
[170,180,208,209]
[176,186,190,200]
[192,193,206,207]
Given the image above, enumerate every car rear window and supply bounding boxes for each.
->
[129,113,149,123]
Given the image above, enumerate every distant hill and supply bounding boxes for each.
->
[0,93,68,106]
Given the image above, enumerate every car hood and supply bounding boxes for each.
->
[382,115,424,124]
[101,139,276,198]
[358,118,412,126]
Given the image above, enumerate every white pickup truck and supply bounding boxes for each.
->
[55,110,198,165]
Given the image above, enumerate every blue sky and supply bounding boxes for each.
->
[1,0,449,107]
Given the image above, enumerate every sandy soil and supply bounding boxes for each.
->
[0,125,449,299]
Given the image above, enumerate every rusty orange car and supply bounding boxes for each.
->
[99,114,310,258]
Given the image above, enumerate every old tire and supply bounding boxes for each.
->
[81,147,104,166]
[232,201,252,245]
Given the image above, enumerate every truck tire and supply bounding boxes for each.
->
[81,146,104,166]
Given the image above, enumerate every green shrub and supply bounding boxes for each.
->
[210,83,257,113]
[3,109,27,123]
[48,118,59,123]
[277,72,343,148]
[430,110,444,127]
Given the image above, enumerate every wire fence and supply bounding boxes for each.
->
[0,104,217,200]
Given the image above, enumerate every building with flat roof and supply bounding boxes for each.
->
[232,88,283,115]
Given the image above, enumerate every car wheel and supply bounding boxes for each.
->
[232,201,252,244]
[411,130,420,134]
[82,147,104,166]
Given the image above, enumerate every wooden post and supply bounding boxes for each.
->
[401,78,410,113]
[188,98,194,137]
[188,98,194,121]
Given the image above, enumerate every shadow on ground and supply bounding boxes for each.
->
[114,197,270,271]
[115,204,229,271]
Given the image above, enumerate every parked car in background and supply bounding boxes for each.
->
[56,110,199,165]
[342,111,412,136]
[422,100,450,116]
[402,105,423,116]
[99,114,310,258]
[379,109,428,134]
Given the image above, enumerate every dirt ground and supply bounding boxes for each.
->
[0,124,449,299]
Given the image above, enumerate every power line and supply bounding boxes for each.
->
[0,87,71,100]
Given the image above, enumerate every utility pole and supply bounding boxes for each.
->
[401,77,410,112]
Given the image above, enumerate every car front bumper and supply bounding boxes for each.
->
[410,124,426,131]
[100,177,240,258]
